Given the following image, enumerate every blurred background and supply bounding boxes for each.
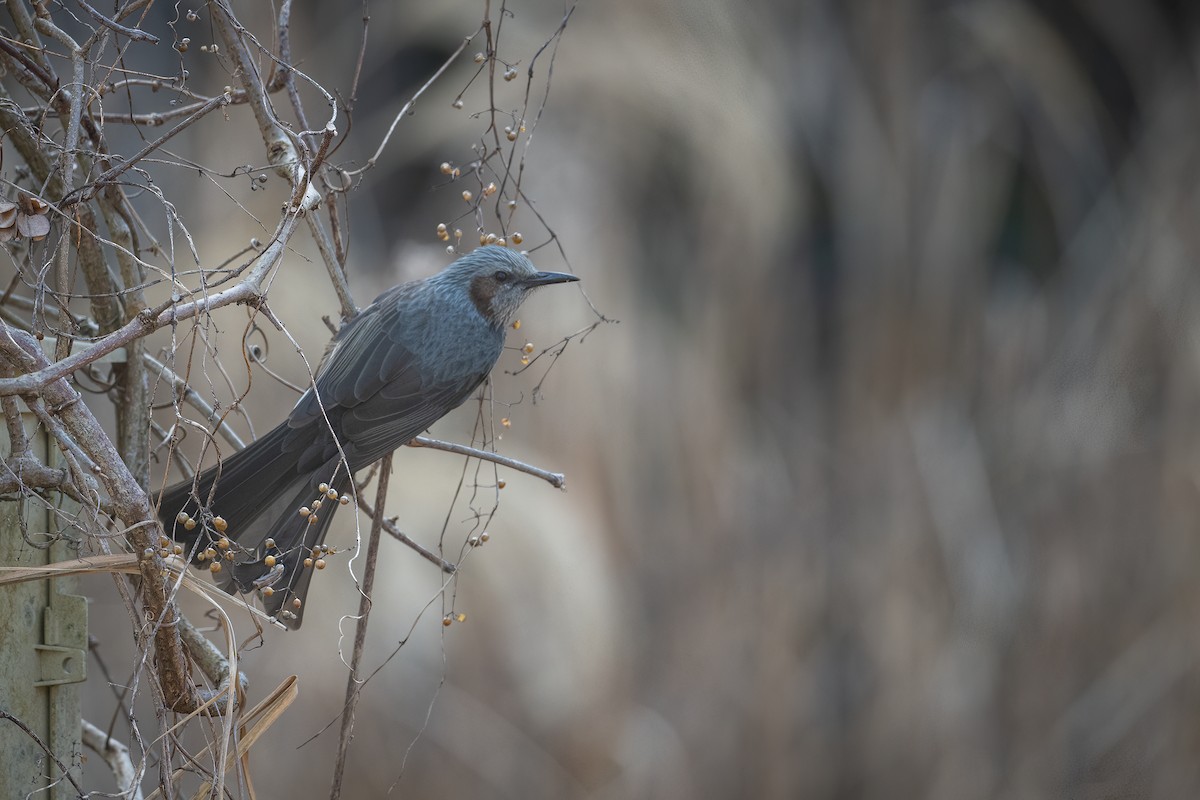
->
[58,0,1200,797]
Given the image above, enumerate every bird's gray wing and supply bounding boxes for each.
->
[286,285,488,468]
[290,284,414,421]
[339,369,488,465]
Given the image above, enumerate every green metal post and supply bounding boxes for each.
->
[0,411,87,797]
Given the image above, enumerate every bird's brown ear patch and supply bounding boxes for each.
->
[469,274,498,320]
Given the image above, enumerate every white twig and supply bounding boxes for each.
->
[82,719,143,800]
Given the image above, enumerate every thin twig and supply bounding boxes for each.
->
[330,453,392,799]
[0,31,57,92]
[144,352,246,449]
[343,30,480,177]
[0,208,303,396]
[305,212,357,319]
[0,710,86,798]
[409,434,566,488]
[62,93,233,206]
[355,493,457,574]
[33,11,88,364]
[5,0,56,79]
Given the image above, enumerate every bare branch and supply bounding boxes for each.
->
[211,0,322,210]
[81,719,143,800]
[409,434,566,489]
[75,0,159,43]
[275,0,313,141]
[2,394,28,455]
[0,321,201,712]
[0,209,302,396]
[62,93,233,206]
[144,352,246,450]
[353,491,458,574]
[0,454,74,495]
[330,453,392,799]
[178,615,248,707]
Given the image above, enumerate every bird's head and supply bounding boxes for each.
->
[444,246,578,329]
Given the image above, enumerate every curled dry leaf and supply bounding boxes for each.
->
[0,201,16,229]
[16,212,50,240]
[18,195,49,216]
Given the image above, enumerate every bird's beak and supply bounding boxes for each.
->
[523,270,579,287]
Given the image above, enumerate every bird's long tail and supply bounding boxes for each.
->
[158,420,300,553]
[230,471,353,628]
[157,422,353,627]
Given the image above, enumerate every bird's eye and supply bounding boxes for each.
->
[493,270,510,282]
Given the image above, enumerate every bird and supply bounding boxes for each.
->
[157,246,578,627]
